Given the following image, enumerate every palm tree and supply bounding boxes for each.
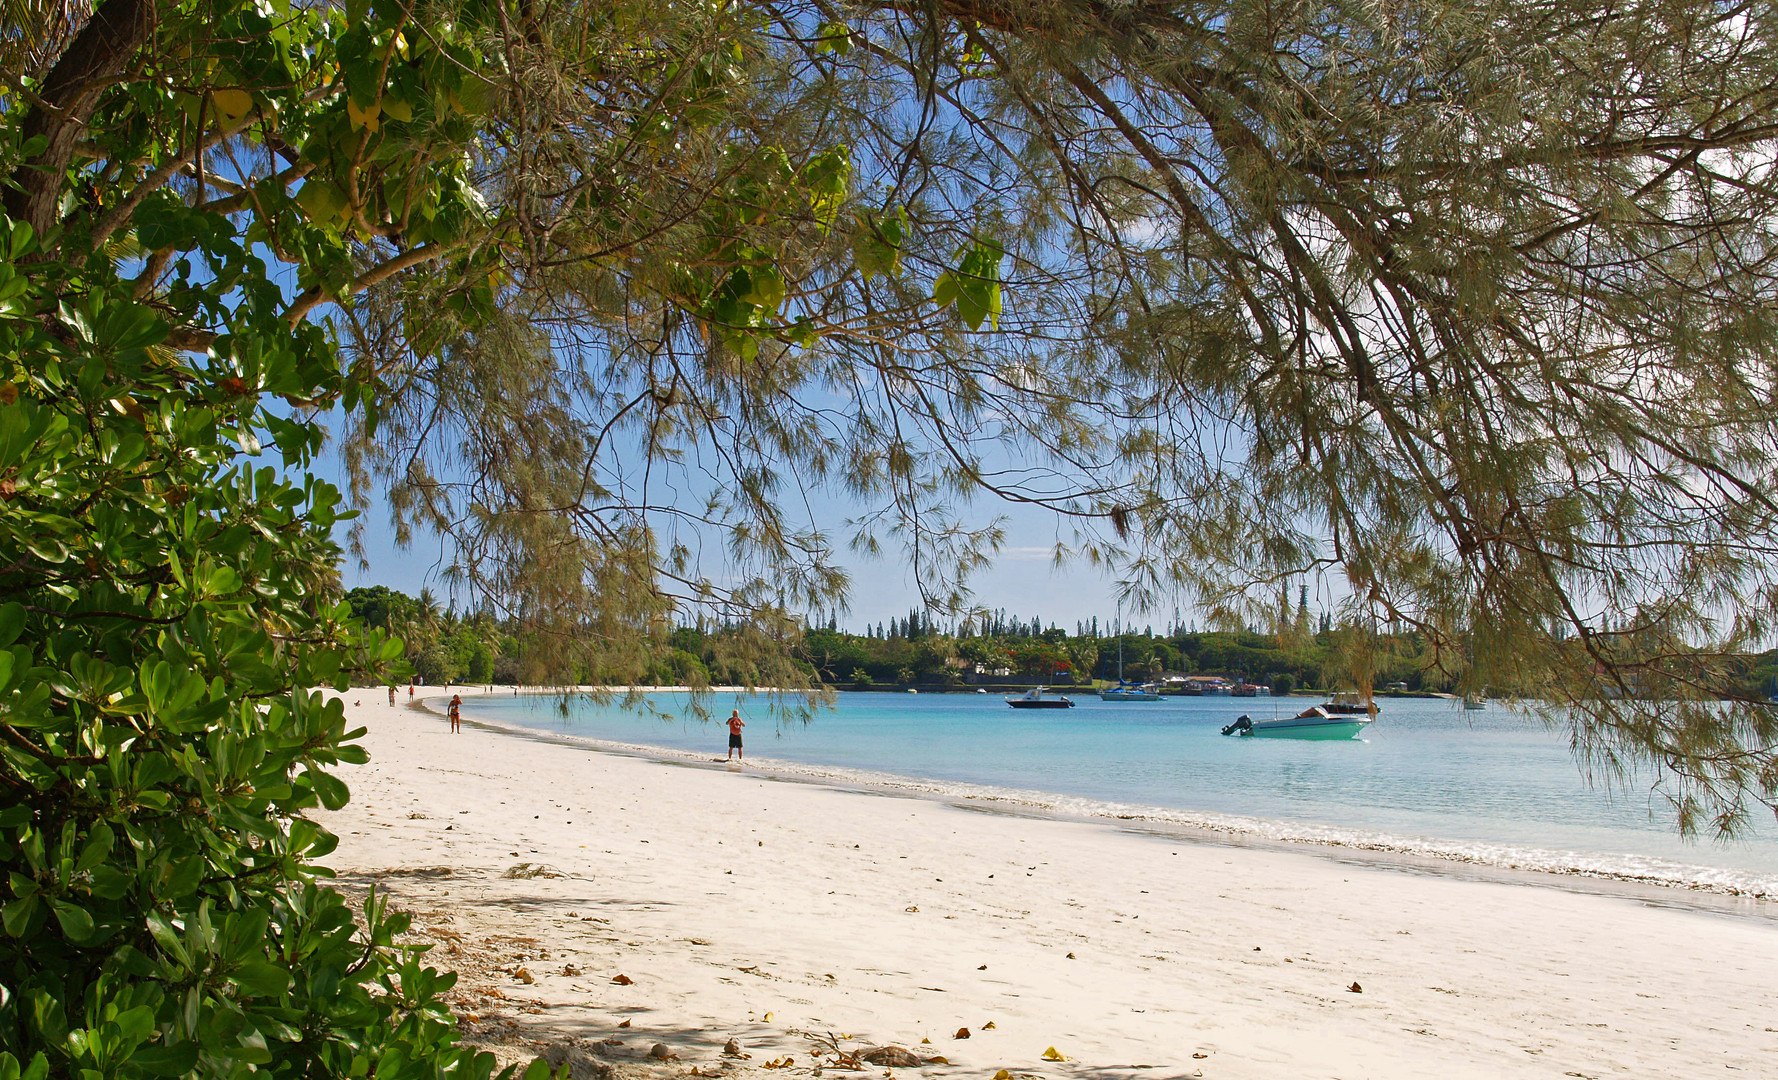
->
[387,588,442,670]
[0,0,89,84]
[415,588,442,633]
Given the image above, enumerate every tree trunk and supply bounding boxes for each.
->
[4,0,155,245]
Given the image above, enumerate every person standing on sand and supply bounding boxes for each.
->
[449,694,462,733]
[725,708,745,760]
[388,685,396,707]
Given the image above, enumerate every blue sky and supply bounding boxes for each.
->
[329,462,1180,633]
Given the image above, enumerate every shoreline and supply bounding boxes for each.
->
[321,686,1778,1078]
[441,691,1778,911]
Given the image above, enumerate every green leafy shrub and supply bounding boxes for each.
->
[0,0,532,1074]
[0,228,503,1075]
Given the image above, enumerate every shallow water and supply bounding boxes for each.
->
[463,690,1778,895]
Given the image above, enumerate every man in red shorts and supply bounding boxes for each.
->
[725,708,745,760]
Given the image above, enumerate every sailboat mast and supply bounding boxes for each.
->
[1116,602,1124,684]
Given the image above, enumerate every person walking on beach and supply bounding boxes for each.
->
[449,693,462,733]
[725,708,745,760]
[388,685,396,707]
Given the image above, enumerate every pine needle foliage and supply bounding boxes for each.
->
[341,1,1778,833]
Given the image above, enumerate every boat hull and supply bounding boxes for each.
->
[1099,690,1161,702]
[1244,717,1372,739]
[1007,699,1074,709]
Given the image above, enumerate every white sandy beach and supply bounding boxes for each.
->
[314,687,1778,1079]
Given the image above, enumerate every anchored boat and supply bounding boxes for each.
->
[1221,706,1373,739]
[1099,608,1162,701]
[1100,681,1162,702]
[1006,686,1075,709]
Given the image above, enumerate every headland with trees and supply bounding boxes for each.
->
[346,586,1778,701]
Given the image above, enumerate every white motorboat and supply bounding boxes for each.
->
[1006,686,1074,709]
[1221,706,1372,739]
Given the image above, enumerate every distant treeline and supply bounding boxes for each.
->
[345,586,515,685]
[804,620,1365,692]
[345,586,1365,689]
[345,585,802,687]
[809,622,1778,698]
[347,586,1778,698]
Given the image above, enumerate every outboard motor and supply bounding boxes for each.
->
[1221,714,1254,737]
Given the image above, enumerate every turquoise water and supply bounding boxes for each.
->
[461,690,1778,894]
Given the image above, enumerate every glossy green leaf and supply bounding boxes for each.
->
[0,603,24,648]
[49,899,94,942]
